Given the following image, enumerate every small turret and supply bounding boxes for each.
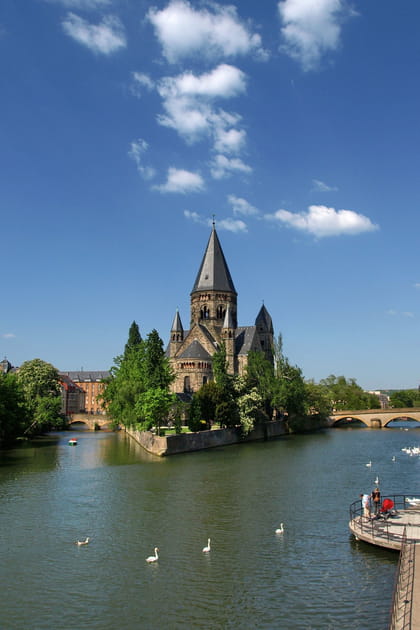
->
[255,304,274,363]
[169,309,184,357]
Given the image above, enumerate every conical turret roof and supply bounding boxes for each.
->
[255,304,273,333]
[191,225,236,294]
[171,309,184,332]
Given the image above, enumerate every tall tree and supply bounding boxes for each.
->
[124,321,142,358]
[17,359,63,433]
[212,343,238,428]
[144,329,173,390]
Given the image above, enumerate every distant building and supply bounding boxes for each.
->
[368,391,390,409]
[167,224,274,395]
[59,374,85,416]
[1,358,15,374]
[62,371,110,414]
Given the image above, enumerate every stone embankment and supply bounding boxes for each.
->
[125,421,287,457]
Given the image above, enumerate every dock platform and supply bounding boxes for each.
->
[349,495,420,629]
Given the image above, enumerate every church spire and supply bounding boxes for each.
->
[191,224,237,295]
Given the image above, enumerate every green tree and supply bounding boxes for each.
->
[135,388,175,435]
[124,321,142,358]
[101,325,174,430]
[304,380,333,418]
[245,351,275,420]
[212,343,238,428]
[188,394,204,432]
[319,375,379,411]
[389,389,420,408]
[17,359,62,434]
[0,372,28,442]
[143,329,173,390]
[272,335,307,420]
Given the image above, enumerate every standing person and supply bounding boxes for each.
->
[371,487,381,515]
[360,493,371,518]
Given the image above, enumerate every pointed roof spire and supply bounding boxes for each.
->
[255,304,273,333]
[191,225,237,294]
[223,304,235,329]
[171,308,184,332]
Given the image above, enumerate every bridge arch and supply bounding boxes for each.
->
[330,408,420,428]
[331,416,369,427]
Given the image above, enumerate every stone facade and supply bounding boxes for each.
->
[167,224,274,395]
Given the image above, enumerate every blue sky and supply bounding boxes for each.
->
[1,0,420,390]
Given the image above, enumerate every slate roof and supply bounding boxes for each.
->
[235,326,260,355]
[191,225,237,294]
[178,339,212,360]
[255,304,274,333]
[171,309,184,332]
[64,371,110,382]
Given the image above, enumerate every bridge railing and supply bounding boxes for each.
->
[349,494,420,545]
[388,528,416,630]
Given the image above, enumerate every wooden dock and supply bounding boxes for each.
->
[349,500,420,629]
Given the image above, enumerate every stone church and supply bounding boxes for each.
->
[167,223,274,395]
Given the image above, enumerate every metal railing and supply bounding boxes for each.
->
[349,494,420,545]
[388,529,416,630]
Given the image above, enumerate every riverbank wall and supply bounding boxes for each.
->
[125,421,287,457]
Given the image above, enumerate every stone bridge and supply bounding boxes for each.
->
[68,413,113,430]
[330,408,420,428]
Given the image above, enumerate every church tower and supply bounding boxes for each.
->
[190,222,237,334]
[167,223,275,395]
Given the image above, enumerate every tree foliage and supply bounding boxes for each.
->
[389,389,420,408]
[0,373,28,442]
[101,324,174,429]
[319,375,380,411]
[17,359,63,433]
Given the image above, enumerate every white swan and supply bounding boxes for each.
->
[374,476,379,485]
[275,523,284,534]
[392,456,396,462]
[202,538,211,553]
[366,461,372,467]
[76,537,90,546]
[146,547,159,563]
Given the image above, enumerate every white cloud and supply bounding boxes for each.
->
[217,217,248,233]
[210,154,252,179]
[312,178,338,192]
[214,126,246,154]
[184,210,247,233]
[131,72,154,97]
[155,167,205,193]
[128,139,156,180]
[228,195,259,216]
[414,283,420,290]
[62,13,126,54]
[2,333,15,339]
[265,204,379,237]
[403,312,415,318]
[156,65,247,148]
[278,0,352,71]
[148,0,267,63]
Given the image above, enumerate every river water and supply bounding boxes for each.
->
[0,426,419,630]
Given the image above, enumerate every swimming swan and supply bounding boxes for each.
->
[202,538,211,553]
[275,523,284,534]
[76,537,90,546]
[146,547,159,563]
[365,461,372,467]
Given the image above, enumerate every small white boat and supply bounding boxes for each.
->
[68,439,78,446]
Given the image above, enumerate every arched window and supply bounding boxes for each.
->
[184,376,191,393]
[203,376,207,385]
